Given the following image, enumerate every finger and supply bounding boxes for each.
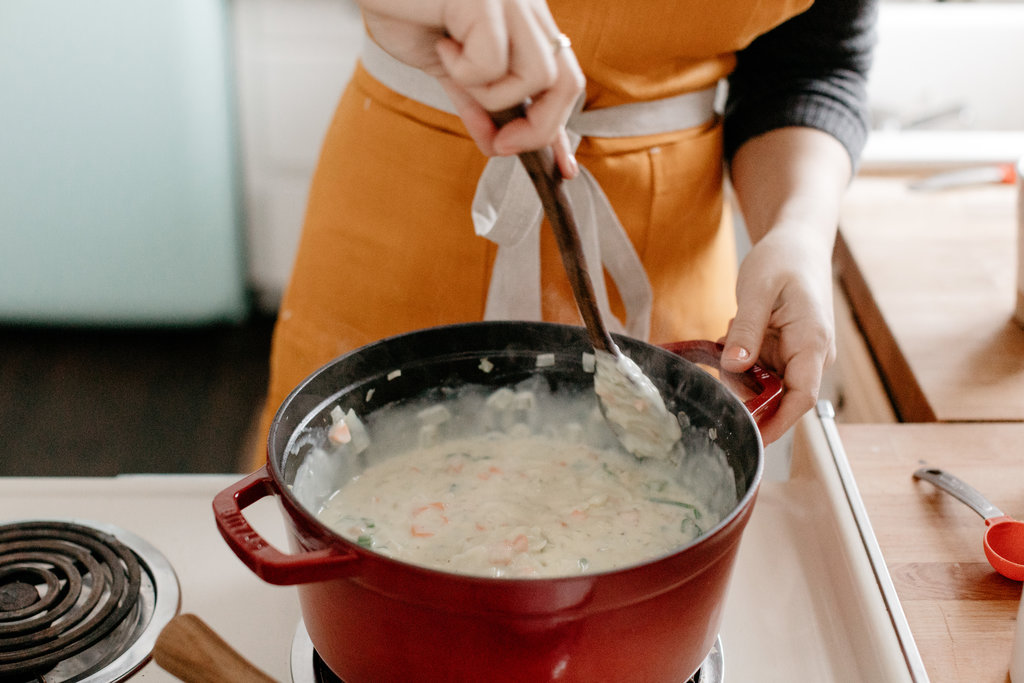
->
[436,36,509,89]
[440,75,578,169]
[757,351,822,444]
[494,66,582,153]
[489,46,583,157]
[721,293,772,373]
[437,77,501,156]
[464,17,561,112]
[434,5,509,87]
[757,386,815,445]
[551,128,579,179]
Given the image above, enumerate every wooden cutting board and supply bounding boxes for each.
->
[837,175,1024,423]
[837,422,1024,683]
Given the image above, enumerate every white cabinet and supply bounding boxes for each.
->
[231,0,364,310]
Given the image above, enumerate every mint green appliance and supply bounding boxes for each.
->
[0,0,247,324]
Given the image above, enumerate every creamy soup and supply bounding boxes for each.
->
[300,376,736,579]
[317,432,712,578]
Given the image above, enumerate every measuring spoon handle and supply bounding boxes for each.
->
[913,467,1005,520]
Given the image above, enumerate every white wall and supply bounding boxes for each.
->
[232,0,364,310]
[868,2,1024,131]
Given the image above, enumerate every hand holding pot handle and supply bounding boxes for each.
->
[659,340,783,425]
[213,466,358,585]
[154,613,278,683]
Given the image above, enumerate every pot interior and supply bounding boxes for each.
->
[268,322,763,567]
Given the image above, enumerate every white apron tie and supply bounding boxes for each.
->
[361,36,718,341]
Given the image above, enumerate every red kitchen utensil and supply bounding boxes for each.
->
[913,467,1024,581]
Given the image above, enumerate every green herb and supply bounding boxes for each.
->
[356,534,373,548]
[445,451,491,461]
[680,517,704,537]
[648,497,702,519]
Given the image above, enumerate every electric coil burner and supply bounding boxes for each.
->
[0,520,179,682]
[289,621,723,683]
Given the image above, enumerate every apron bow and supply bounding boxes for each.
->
[361,36,718,341]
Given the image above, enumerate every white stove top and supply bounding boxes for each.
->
[0,475,299,681]
[0,412,922,682]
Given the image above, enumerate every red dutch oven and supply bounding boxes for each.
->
[214,321,780,683]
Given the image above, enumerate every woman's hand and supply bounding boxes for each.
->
[360,0,584,177]
[723,127,853,444]
[722,227,837,445]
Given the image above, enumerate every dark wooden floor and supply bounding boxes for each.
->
[0,315,275,476]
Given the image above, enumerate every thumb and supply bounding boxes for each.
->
[721,302,770,373]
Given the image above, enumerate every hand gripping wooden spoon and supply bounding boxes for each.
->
[489,106,681,460]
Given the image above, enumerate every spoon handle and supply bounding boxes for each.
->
[489,106,617,355]
[913,467,1005,520]
[153,613,278,683]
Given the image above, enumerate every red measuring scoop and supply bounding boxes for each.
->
[914,468,1024,581]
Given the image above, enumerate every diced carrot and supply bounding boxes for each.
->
[413,502,446,515]
[410,525,434,538]
[477,466,503,480]
[511,534,529,553]
[411,502,448,531]
[328,421,351,444]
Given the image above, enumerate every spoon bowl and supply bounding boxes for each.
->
[982,516,1024,581]
[913,467,1024,581]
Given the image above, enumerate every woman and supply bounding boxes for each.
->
[260,0,877,448]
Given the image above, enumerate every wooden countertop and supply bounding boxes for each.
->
[836,174,1024,422]
[836,421,1023,683]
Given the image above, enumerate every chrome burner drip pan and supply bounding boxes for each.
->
[0,519,179,682]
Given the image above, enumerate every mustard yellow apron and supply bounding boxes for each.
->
[257,0,812,456]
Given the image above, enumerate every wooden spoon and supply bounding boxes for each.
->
[489,107,681,460]
[153,613,278,683]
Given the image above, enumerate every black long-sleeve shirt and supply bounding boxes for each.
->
[724,0,879,170]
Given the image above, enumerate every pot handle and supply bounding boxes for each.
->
[213,465,359,586]
[659,340,783,425]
